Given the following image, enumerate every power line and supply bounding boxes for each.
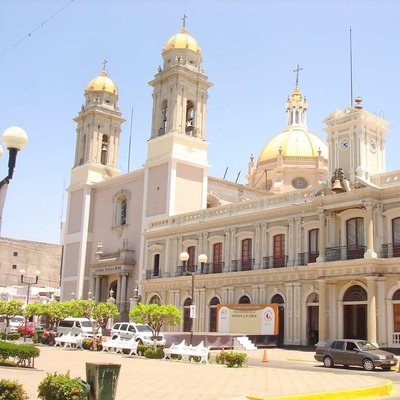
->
[0,0,76,60]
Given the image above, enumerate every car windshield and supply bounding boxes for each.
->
[135,325,152,333]
[357,341,378,351]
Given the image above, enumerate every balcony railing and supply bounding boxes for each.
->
[230,259,255,272]
[297,252,319,266]
[325,245,366,261]
[145,269,161,279]
[262,256,288,268]
[381,243,400,258]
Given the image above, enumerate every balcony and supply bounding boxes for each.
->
[262,256,288,268]
[381,243,400,258]
[231,259,255,272]
[325,245,366,261]
[297,252,319,265]
[145,269,161,279]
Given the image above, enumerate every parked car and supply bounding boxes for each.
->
[1,315,26,333]
[110,322,166,346]
[17,321,38,337]
[315,339,398,371]
[57,318,102,337]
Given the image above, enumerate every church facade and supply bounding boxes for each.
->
[61,23,400,347]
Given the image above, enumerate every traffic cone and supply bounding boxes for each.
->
[262,348,268,362]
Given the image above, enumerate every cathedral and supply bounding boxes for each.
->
[61,22,400,347]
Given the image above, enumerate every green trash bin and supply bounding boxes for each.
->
[86,362,121,400]
[34,326,44,343]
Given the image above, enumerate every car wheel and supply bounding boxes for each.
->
[363,358,375,371]
[137,339,143,345]
[323,356,334,368]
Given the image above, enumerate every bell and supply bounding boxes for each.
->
[331,179,345,192]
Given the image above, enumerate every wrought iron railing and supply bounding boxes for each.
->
[230,259,255,272]
[325,245,366,261]
[262,256,288,268]
[381,243,400,258]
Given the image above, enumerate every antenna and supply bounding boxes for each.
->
[223,167,228,180]
[235,171,241,183]
[127,107,133,173]
[349,27,354,107]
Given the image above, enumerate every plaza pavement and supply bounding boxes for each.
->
[1,344,398,400]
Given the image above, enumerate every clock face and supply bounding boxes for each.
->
[339,138,350,151]
[292,177,308,189]
[369,138,377,152]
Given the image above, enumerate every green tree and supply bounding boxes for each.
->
[91,302,119,331]
[0,300,24,335]
[129,303,182,342]
[25,302,70,331]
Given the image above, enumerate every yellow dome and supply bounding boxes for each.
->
[85,71,118,94]
[258,127,328,162]
[163,27,201,54]
[291,88,302,102]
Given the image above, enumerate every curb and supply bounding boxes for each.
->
[246,381,394,400]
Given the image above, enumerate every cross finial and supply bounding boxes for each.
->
[102,58,108,72]
[182,14,188,28]
[293,64,303,88]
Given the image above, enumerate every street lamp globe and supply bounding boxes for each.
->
[198,254,208,264]
[3,127,28,150]
[179,251,189,262]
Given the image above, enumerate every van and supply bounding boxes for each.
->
[110,322,166,346]
[57,318,102,337]
[0,315,25,333]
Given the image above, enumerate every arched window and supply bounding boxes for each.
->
[307,292,319,303]
[271,294,284,304]
[392,289,400,332]
[212,242,223,273]
[114,192,129,226]
[185,100,195,135]
[101,134,108,165]
[393,217,400,257]
[343,285,367,302]
[153,254,160,277]
[273,234,286,267]
[209,297,220,332]
[238,295,251,304]
[308,229,319,263]
[160,100,168,135]
[183,298,192,332]
[186,246,195,273]
[149,295,161,305]
[346,218,364,259]
[241,238,252,271]
[109,280,117,303]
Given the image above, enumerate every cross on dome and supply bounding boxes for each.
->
[293,64,303,88]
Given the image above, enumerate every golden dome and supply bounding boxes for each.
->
[163,27,201,54]
[85,71,118,94]
[258,127,328,162]
[291,88,302,102]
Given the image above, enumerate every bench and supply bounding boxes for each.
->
[163,340,210,364]
[54,332,83,349]
[103,336,138,356]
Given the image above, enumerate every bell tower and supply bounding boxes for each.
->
[324,97,388,183]
[144,20,212,219]
[61,67,125,300]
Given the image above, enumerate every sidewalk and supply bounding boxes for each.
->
[1,345,396,400]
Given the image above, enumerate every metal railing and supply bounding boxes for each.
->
[381,243,400,258]
[230,259,255,272]
[262,256,288,269]
[325,245,366,261]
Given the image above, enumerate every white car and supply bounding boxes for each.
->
[0,315,26,333]
[110,322,166,346]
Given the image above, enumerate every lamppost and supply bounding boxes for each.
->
[133,286,142,306]
[0,127,28,233]
[20,269,40,342]
[88,290,93,300]
[179,252,208,345]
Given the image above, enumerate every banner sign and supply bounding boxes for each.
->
[217,303,279,335]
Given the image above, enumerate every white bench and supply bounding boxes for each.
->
[54,332,83,349]
[102,335,122,352]
[163,340,210,364]
[103,336,138,356]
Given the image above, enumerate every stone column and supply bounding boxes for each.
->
[295,217,302,265]
[318,280,327,345]
[254,223,261,269]
[288,218,294,263]
[363,200,377,258]
[224,229,230,272]
[94,276,101,302]
[316,207,326,262]
[366,276,377,345]
[376,277,387,346]
[120,273,127,312]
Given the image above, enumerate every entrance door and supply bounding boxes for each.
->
[307,306,319,345]
[183,298,192,332]
[273,234,285,268]
[344,304,367,339]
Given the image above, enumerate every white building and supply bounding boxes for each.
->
[61,23,400,347]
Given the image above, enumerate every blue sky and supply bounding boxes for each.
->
[1,0,399,244]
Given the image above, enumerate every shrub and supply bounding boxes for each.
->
[137,344,152,356]
[215,351,227,364]
[81,337,102,351]
[223,351,248,368]
[0,340,40,367]
[143,347,164,359]
[0,332,21,341]
[0,379,28,400]
[38,372,88,400]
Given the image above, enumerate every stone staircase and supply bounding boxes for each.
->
[233,336,257,351]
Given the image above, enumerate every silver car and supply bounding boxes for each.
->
[315,339,398,371]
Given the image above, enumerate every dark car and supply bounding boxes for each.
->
[17,321,38,337]
[315,339,398,371]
